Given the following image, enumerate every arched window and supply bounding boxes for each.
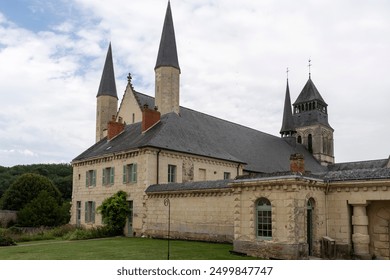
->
[308,134,313,154]
[256,198,272,239]
[297,135,302,144]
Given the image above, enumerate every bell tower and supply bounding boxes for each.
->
[292,72,334,165]
[155,1,181,115]
[96,43,118,142]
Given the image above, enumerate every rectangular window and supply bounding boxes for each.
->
[102,167,115,186]
[199,168,206,181]
[76,201,81,227]
[85,201,95,223]
[86,170,96,187]
[168,164,176,183]
[123,164,137,184]
[224,172,231,180]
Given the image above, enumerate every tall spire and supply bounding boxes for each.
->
[155,1,180,71]
[97,43,118,99]
[280,78,296,137]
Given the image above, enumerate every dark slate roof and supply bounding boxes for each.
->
[74,92,326,174]
[97,43,118,99]
[328,159,389,171]
[146,179,232,193]
[293,77,326,106]
[324,168,390,181]
[280,80,296,135]
[155,1,180,71]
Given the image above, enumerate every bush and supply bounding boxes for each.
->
[17,191,70,227]
[62,226,111,240]
[97,191,130,235]
[1,173,62,211]
[0,230,16,246]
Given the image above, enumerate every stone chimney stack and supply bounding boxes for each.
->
[107,115,125,140]
[290,153,305,173]
[142,105,161,132]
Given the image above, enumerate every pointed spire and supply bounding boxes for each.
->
[293,77,326,106]
[280,79,296,137]
[155,1,180,71]
[97,43,118,99]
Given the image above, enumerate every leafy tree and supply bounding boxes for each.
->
[0,164,72,200]
[17,191,70,227]
[0,173,62,211]
[97,191,130,235]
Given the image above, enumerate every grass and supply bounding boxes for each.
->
[0,237,259,260]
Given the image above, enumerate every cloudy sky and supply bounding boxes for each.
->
[0,0,389,167]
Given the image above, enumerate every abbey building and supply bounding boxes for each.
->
[71,2,390,259]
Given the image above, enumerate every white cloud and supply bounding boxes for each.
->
[0,0,389,167]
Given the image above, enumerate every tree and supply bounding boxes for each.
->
[0,173,62,211]
[0,164,72,201]
[97,191,130,235]
[17,191,70,227]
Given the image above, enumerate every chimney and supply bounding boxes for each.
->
[290,153,305,173]
[107,115,125,140]
[142,104,161,132]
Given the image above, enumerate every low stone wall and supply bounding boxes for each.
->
[233,240,307,260]
[0,210,17,227]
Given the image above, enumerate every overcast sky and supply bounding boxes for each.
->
[0,0,389,167]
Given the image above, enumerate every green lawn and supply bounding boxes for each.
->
[0,237,258,260]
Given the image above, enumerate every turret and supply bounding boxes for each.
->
[96,43,118,142]
[293,74,334,165]
[155,1,180,115]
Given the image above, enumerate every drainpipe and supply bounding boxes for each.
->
[325,180,330,237]
[156,149,161,184]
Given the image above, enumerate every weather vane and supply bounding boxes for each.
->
[308,58,312,78]
[286,67,289,80]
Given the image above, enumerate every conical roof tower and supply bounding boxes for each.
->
[96,43,118,142]
[155,1,181,115]
[97,43,118,99]
[280,79,296,137]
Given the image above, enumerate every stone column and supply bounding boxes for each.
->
[351,204,371,259]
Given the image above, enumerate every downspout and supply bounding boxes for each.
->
[156,149,161,184]
[325,180,330,237]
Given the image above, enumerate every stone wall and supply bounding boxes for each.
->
[71,148,240,236]
[232,178,327,259]
[145,190,235,243]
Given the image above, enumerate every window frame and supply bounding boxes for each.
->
[123,163,137,184]
[85,201,95,223]
[256,197,272,240]
[168,164,176,183]
[85,170,96,187]
[102,167,115,186]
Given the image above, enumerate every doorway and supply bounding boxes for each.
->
[127,200,133,237]
[307,198,315,256]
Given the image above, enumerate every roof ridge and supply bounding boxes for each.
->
[133,91,280,139]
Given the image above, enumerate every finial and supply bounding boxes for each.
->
[127,73,132,83]
[286,67,289,80]
[127,73,134,89]
[308,58,312,78]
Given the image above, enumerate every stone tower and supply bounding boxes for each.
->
[155,1,181,115]
[96,43,118,142]
[292,75,334,165]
